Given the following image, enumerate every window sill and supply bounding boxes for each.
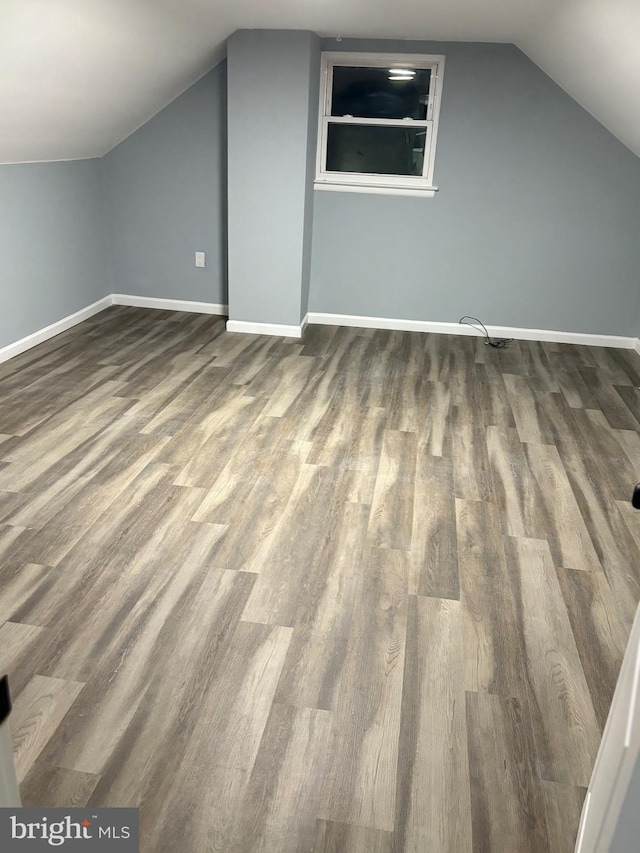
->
[314,181,437,198]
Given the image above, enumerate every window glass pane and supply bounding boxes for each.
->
[326,124,426,176]
[331,66,431,120]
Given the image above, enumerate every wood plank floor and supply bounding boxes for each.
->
[1,306,640,851]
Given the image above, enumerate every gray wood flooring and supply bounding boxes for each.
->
[2,306,640,851]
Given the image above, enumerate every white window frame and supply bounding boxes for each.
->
[314,51,445,198]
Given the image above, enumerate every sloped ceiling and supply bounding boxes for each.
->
[518,0,640,159]
[1,0,639,164]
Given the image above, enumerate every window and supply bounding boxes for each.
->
[315,52,445,197]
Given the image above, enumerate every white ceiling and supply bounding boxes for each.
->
[1,0,640,164]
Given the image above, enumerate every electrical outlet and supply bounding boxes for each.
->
[195,252,206,268]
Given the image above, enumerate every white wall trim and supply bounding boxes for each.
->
[0,296,112,365]
[226,318,307,338]
[308,312,640,350]
[314,182,437,198]
[112,294,227,315]
[2,300,638,367]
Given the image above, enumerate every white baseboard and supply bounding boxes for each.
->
[0,296,112,365]
[308,312,640,350]
[227,315,307,339]
[112,294,227,315]
[2,300,638,368]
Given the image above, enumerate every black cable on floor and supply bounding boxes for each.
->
[458,316,514,349]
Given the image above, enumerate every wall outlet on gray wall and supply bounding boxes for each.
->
[195,251,205,268]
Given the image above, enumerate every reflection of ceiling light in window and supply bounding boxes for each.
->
[389,74,414,81]
[389,68,416,76]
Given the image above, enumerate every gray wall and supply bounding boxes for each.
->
[611,754,640,851]
[0,159,109,351]
[103,62,227,305]
[3,37,640,348]
[227,30,320,327]
[310,40,640,337]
